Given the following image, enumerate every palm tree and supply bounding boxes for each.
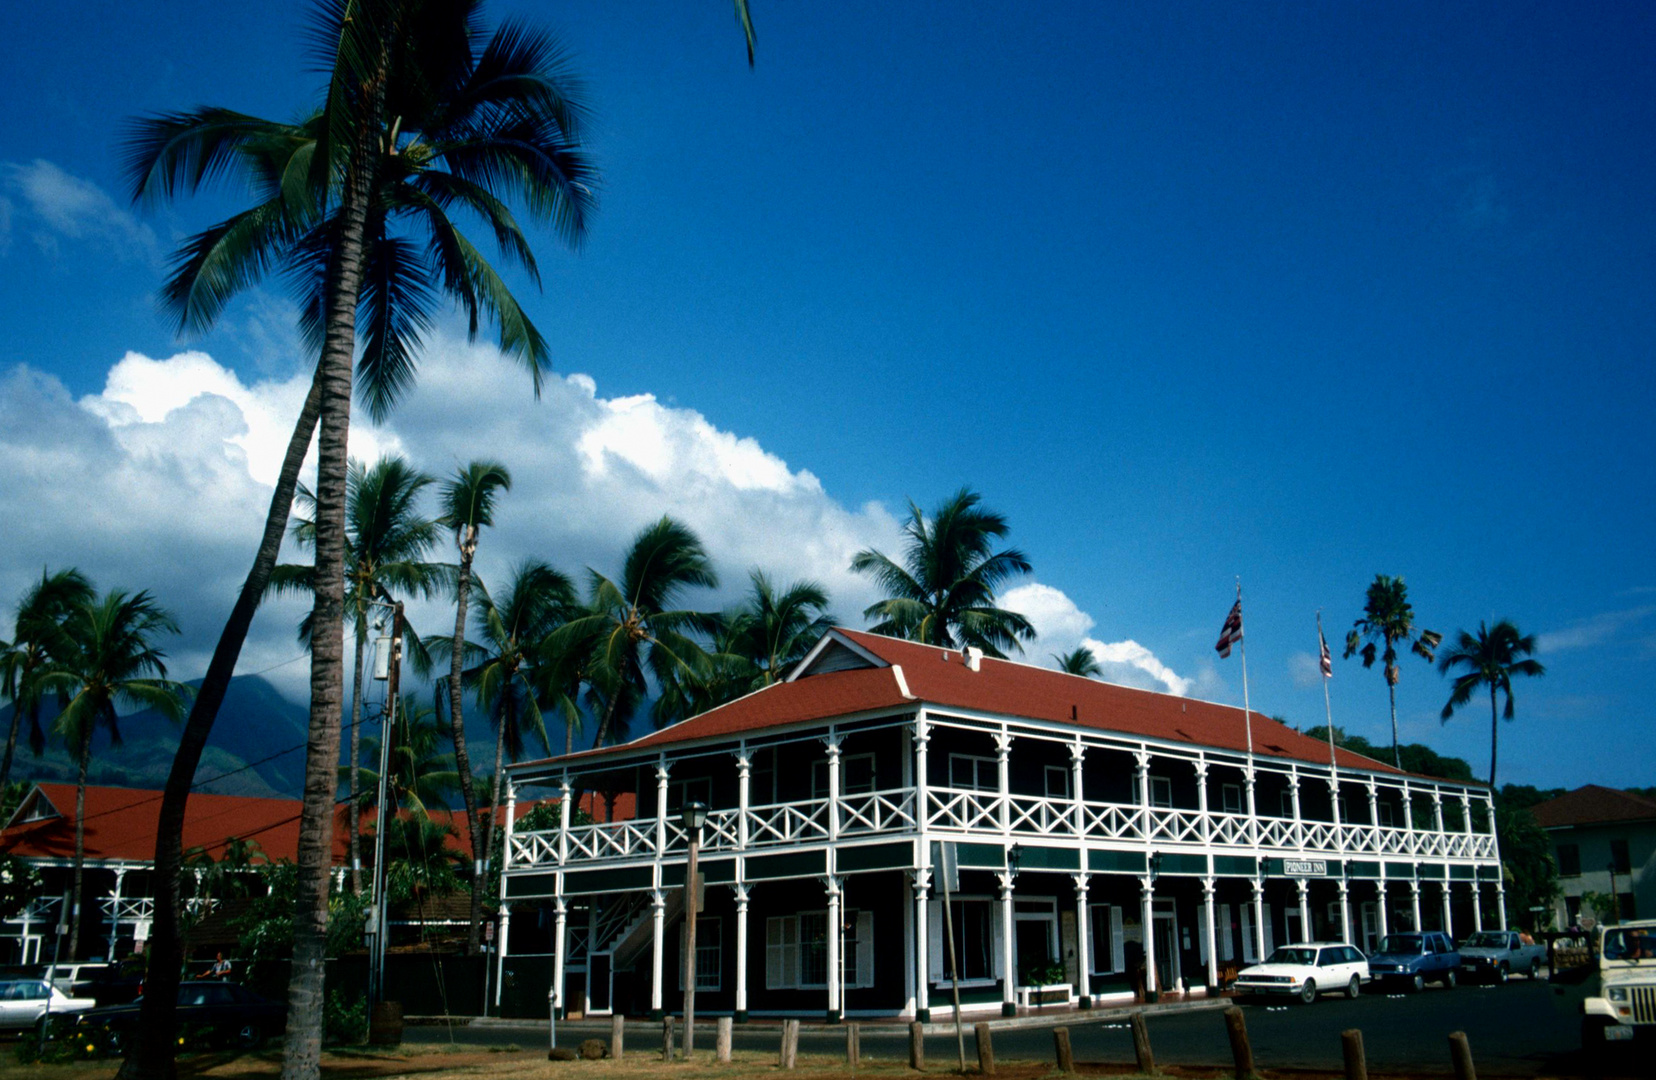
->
[1052,647,1102,677]
[355,693,460,817]
[439,559,575,916]
[0,569,95,788]
[121,5,593,1071]
[726,571,832,685]
[1437,620,1545,788]
[269,455,450,895]
[553,517,719,752]
[37,589,189,958]
[435,460,510,953]
[1343,574,1443,770]
[850,488,1035,657]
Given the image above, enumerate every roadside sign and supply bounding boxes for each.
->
[1283,859,1329,877]
[931,841,960,893]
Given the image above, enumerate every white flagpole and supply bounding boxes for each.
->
[1319,610,1340,820]
[1237,579,1256,827]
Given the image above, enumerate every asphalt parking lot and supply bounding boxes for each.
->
[405,977,1623,1076]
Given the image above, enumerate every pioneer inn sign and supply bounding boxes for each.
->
[494,629,1503,1021]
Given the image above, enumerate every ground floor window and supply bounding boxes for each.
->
[1088,904,1125,974]
[677,916,721,991]
[928,897,1001,985]
[766,911,874,990]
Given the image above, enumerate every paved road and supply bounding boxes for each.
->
[407,979,1616,1076]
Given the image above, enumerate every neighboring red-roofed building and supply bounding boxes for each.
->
[491,628,1504,1023]
[1532,785,1656,929]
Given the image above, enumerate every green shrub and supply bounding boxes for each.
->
[324,989,367,1046]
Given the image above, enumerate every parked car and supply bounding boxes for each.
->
[1553,919,1656,1053]
[75,982,285,1050]
[1234,942,1370,1004]
[1458,930,1546,983]
[1366,930,1460,991]
[0,979,97,1029]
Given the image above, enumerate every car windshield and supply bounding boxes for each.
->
[1603,927,1656,961]
[1265,947,1317,966]
[1465,932,1509,948]
[1377,934,1422,954]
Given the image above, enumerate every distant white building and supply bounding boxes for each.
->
[1533,785,1656,928]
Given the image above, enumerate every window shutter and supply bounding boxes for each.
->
[928,901,944,982]
[855,911,875,988]
[1219,905,1234,961]
[767,916,800,989]
[1240,903,1256,963]
[1263,904,1275,955]
[991,902,1005,981]
[766,917,783,988]
[1110,907,1125,973]
[1198,903,1210,965]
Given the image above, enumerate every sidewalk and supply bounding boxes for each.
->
[435,992,1232,1036]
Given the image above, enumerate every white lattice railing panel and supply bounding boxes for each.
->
[926,789,1004,831]
[1082,803,1142,840]
[1208,813,1253,845]
[1146,808,1205,843]
[6,897,61,926]
[840,790,917,835]
[662,809,742,854]
[1257,819,1298,848]
[99,897,154,922]
[746,799,830,846]
[510,830,561,866]
[1009,795,1073,835]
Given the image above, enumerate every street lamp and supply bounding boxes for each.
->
[1007,844,1023,877]
[680,801,708,1057]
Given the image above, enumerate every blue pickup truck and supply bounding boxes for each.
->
[1366,931,1461,992]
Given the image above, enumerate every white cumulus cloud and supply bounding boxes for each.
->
[0,160,157,262]
[1001,582,1193,696]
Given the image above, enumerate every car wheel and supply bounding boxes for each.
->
[234,1023,264,1050]
[1299,979,1317,1004]
[1347,975,1361,999]
[1443,969,1458,989]
[1410,973,1425,993]
[1495,963,1509,985]
[1528,958,1541,980]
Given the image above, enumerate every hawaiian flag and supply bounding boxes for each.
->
[1215,599,1243,658]
[1318,621,1334,678]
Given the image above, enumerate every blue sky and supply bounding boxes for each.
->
[1,1,1652,787]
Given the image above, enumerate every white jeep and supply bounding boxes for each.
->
[1566,919,1656,1051]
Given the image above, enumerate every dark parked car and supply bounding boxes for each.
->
[75,982,284,1050]
[1366,930,1461,992]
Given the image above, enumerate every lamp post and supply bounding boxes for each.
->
[681,800,708,1057]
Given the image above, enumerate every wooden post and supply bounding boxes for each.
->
[909,1020,926,1070]
[974,1021,996,1076]
[847,1022,861,1069]
[1341,1029,1367,1080]
[661,1015,675,1062]
[611,1015,625,1061]
[1448,1032,1476,1080]
[1131,1011,1156,1075]
[1053,1027,1074,1074]
[1224,1007,1253,1080]
[716,1017,733,1064]
[780,1018,799,1070]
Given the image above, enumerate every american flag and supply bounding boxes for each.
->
[1215,599,1243,658]
[1318,621,1334,679]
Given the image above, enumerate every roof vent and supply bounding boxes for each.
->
[964,647,983,672]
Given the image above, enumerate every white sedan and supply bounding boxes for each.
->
[1234,943,1370,1004]
[0,979,98,1029]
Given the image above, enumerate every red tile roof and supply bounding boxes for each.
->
[1532,785,1656,829]
[0,784,560,865]
[529,628,1407,777]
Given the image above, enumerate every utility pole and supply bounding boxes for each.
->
[367,603,404,1013]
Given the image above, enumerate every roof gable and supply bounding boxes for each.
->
[1533,785,1656,829]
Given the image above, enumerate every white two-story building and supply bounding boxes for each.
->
[494,629,1503,1021]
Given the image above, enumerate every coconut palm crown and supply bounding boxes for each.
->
[1437,619,1545,788]
[1343,573,1442,770]
[851,488,1035,658]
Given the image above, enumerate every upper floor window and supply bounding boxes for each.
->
[812,753,876,799]
[1557,843,1580,878]
[1377,801,1395,828]
[1149,776,1173,809]
[1220,784,1242,814]
[1611,838,1632,874]
[1280,791,1296,818]
[1044,766,1071,799]
[950,754,998,792]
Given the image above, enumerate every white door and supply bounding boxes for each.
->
[1359,903,1379,954]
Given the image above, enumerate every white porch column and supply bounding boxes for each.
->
[557,776,571,864]
[1366,782,1381,846]
[1295,879,1310,944]
[1134,750,1152,844]
[1074,874,1092,1005]
[551,896,568,1019]
[996,732,1013,834]
[495,780,517,1008]
[825,734,842,842]
[1288,770,1304,846]
[1337,880,1351,944]
[1244,767,1259,845]
[1441,881,1454,939]
[1375,880,1388,941]
[1461,792,1474,840]
[999,870,1016,1014]
[736,749,751,852]
[913,871,931,1020]
[107,867,127,957]
[1409,880,1423,931]
[1194,758,1211,844]
[1071,742,1087,839]
[1141,876,1158,996]
[1472,883,1483,933]
[1202,877,1219,990]
[1496,883,1508,930]
[1402,782,1416,851]
[826,876,843,1022]
[915,711,930,831]
[655,760,671,855]
[734,885,750,1021]
[1431,790,1445,835]
[1251,877,1266,962]
[650,889,666,1017]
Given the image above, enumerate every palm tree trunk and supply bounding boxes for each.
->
[281,120,378,1080]
[1388,682,1401,770]
[120,370,322,1080]
[480,693,512,907]
[449,540,487,956]
[348,631,366,895]
[69,724,92,960]
[1489,685,1499,790]
[0,703,22,791]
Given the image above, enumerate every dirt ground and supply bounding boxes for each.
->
[0,1045,1606,1080]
